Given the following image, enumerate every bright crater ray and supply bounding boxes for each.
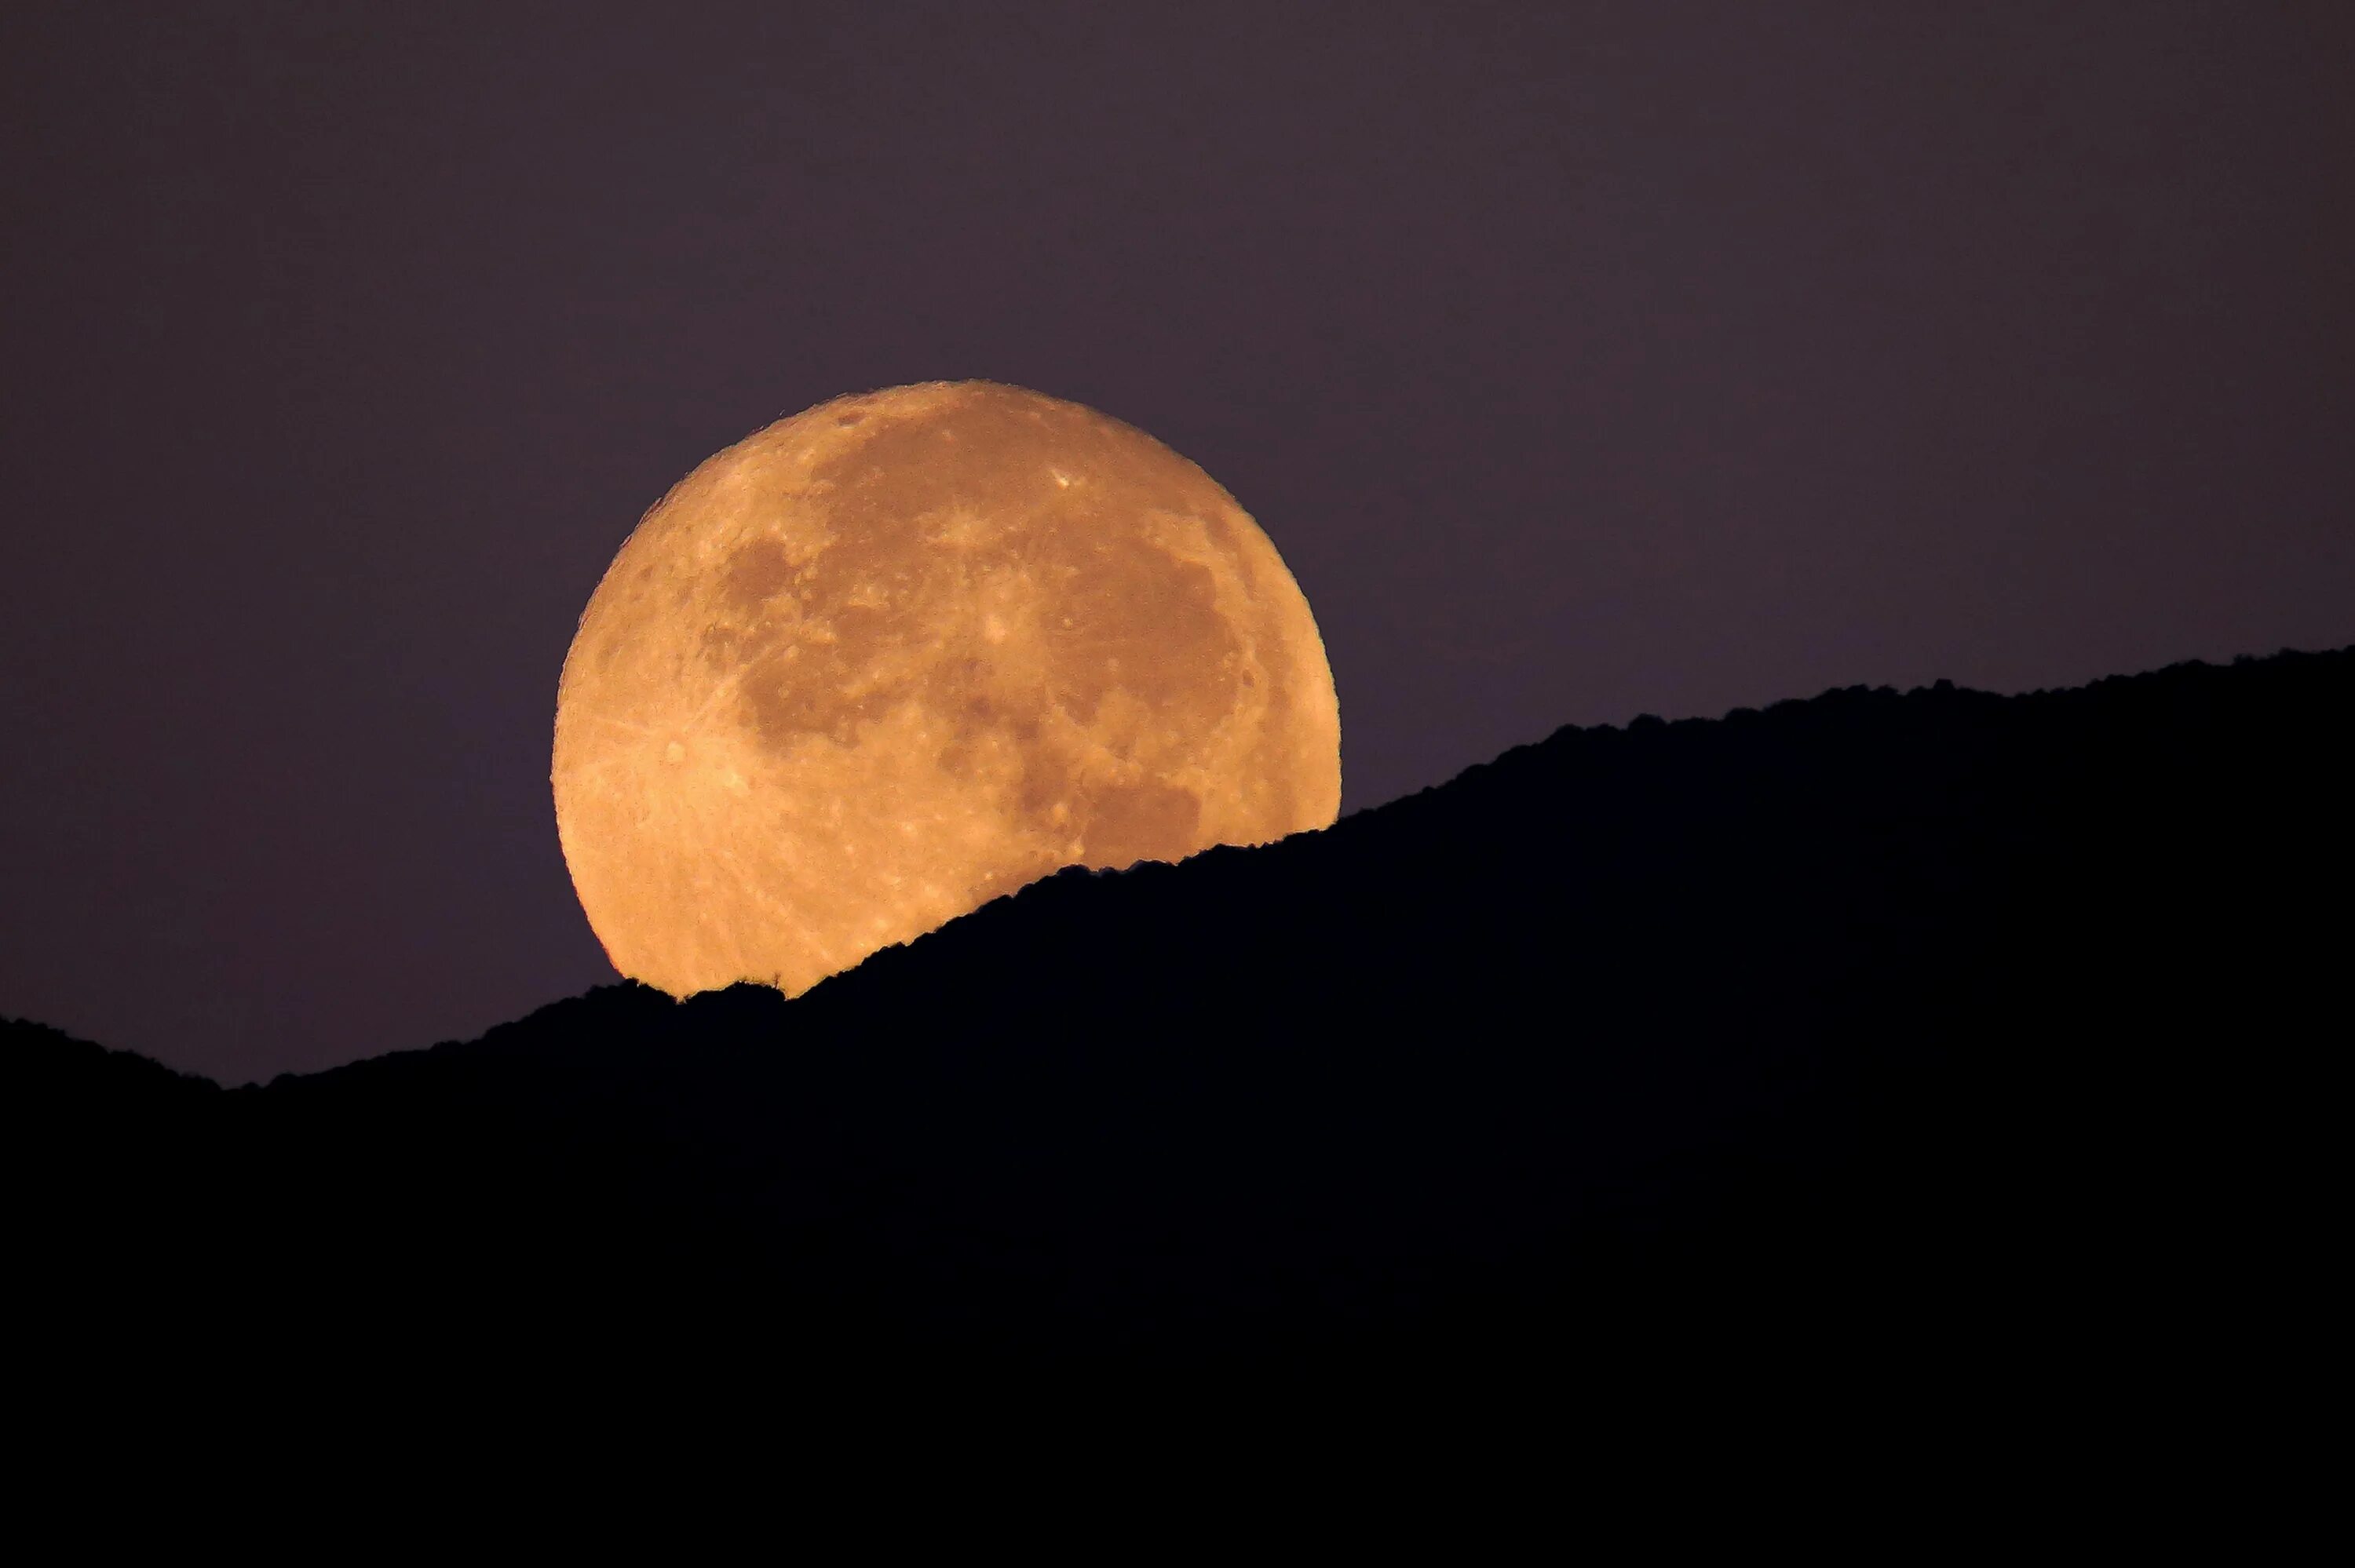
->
[552,381,1342,997]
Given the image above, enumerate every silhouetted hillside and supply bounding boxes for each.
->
[9,648,2348,1427]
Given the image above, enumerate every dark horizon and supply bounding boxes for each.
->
[5,2,2351,1081]
[13,639,2346,1087]
[18,646,2345,1418]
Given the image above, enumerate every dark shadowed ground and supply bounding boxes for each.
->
[9,647,2346,1476]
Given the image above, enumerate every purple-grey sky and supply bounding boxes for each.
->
[4,2,2350,1081]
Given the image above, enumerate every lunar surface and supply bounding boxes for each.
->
[552,381,1342,998]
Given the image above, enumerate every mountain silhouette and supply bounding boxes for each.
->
[9,648,2346,1432]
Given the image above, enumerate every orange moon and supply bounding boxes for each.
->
[551,381,1342,998]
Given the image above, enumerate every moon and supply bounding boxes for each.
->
[552,381,1342,999]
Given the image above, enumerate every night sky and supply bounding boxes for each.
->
[4,2,2350,1083]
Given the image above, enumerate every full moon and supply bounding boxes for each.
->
[552,381,1342,998]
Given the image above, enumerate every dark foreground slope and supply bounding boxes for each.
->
[9,649,2349,1413]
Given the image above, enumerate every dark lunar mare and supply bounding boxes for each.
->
[9,648,2346,1479]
